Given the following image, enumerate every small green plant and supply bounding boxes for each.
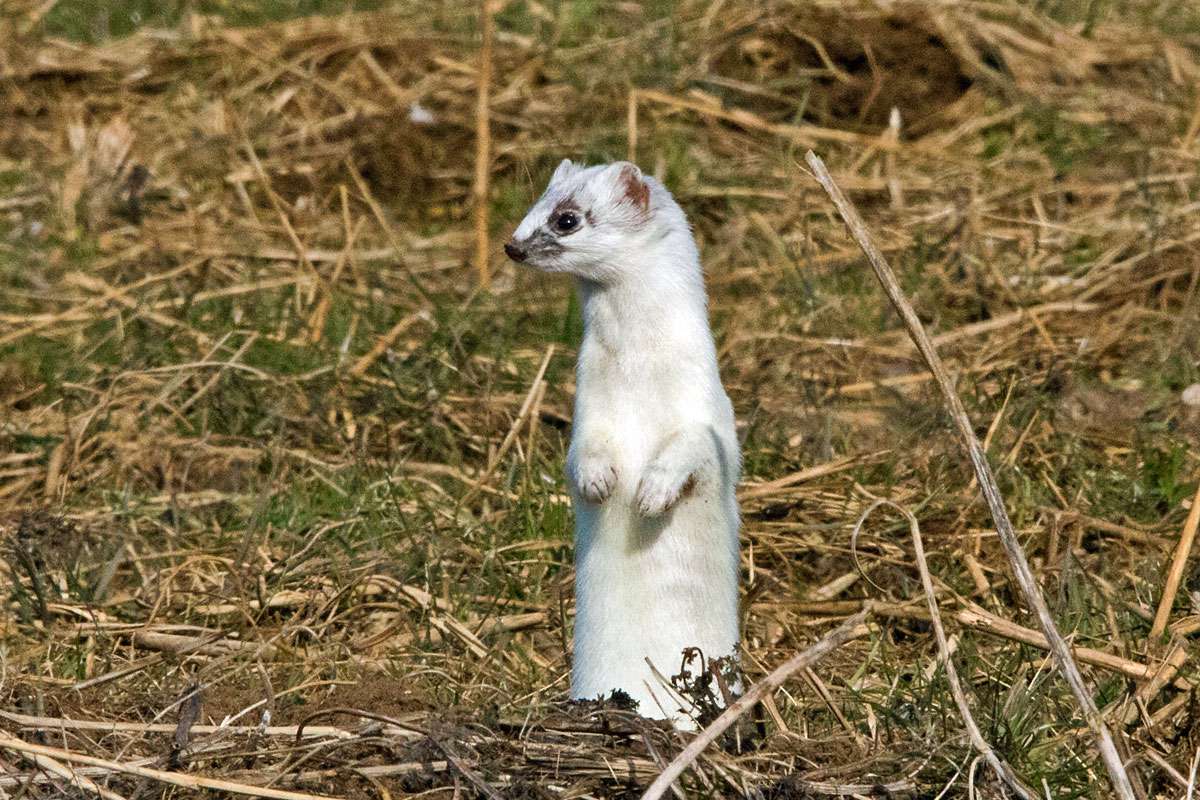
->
[1026,105,1108,174]
[1138,442,1192,511]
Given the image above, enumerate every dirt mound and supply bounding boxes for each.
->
[707,7,972,131]
[696,1,1196,138]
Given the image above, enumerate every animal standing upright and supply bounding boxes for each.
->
[505,160,740,726]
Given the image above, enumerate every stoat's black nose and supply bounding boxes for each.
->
[504,242,527,263]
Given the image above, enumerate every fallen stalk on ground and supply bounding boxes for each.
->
[805,149,1137,800]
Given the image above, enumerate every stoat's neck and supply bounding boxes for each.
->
[575,236,713,368]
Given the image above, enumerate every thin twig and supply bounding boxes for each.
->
[640,610,870,800]
[0,732,336,800]
[0,709,417,740]
[627,88,638,162]
[462,344,555,504]
[786,600,1172,681]
[347,312,425,378]
[292,709,501,800]
[10,747,129,800]
[854,498,1035,799]
[342,158,437,308]
[472,0,495,287]
[805,149,1137,800]
[738,450,889,500]
[433,740,506,800]
[1150,481,1200,641]
[239,135,319,295]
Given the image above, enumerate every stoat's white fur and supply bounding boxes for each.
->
[507,160,740,727]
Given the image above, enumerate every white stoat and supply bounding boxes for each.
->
[505,159,740,727]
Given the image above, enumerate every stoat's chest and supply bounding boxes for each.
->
[574,340,715,467]
[576,344,669,418]
[571,280,726,467]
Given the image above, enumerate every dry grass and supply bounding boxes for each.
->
[1,0,1200,796]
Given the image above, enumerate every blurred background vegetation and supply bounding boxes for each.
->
[1,0,1199,796]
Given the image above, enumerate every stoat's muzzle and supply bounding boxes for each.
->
[503,241,527,262]
[504,231,563,269]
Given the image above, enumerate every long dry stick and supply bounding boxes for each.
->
[0,732,335,800]
[1150,480,1200,640]
[947,604,1165,682]
[627,88,639,162]
[805,150,1136,800]
[472,0,495,287]
[0,710,411,740]
[782,599,1170,681]
[640,610,870,800]
[737,450,888,500]
[855,498,1035,799]
[12,747,129,800]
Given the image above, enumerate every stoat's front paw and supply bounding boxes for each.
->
[574,457,618,504]
[635,465,694,517]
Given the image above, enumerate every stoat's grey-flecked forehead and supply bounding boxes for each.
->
[511,160,653,243]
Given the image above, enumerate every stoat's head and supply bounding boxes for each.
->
[505,159,675,282]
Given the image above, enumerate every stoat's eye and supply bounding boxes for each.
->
[552,211,580,234]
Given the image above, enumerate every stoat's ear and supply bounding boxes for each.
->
[551,158,577,184]
[605,161,650,213]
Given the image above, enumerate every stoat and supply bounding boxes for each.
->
[505,159,741,727]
